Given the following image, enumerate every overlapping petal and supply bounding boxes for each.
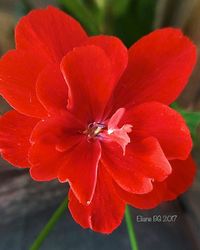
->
[101,137,171,194]
[113,28,197,110]
[30,112,101,204]
[116,156,196,209]
[0,110,38,167]
[36,64,68,115]
[58,138,101,205]
[68,164,125,233]
[121,102,192,160]
[30,112,84,145]
[61,45,116,122]
[15,6,88,62]
[29,112,85,180]
[29,141,65,181]
[0,50,48,118]
[30,136,101,205]
[84,35,128,82]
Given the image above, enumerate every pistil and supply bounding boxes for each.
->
[83,122,106,139]
[83,108,132,155]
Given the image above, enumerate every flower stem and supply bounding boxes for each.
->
[125,206,139,250]
[29,196,68,250]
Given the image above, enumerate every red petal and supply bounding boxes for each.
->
[0,50,48,118]
[58,139,101,205]
[122,102,192,160]
[68,164,125,233]
[30,112,84,145]
[162,156,196,200]
[116,156,196,209]
[29,141,65,181]
[115,182,164,209]
[29,112,85,181]
[0,110,38,167]
[30,131,101,204]
[114,28,197,109]
[61,45,116,122]
[36,64,68,114]
[131,137,172,181]
[84,35,128,82]
[101,137,171,194]
[15,6,87,62]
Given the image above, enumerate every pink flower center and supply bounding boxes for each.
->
[83,108,132,155]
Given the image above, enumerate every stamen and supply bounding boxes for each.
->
[82,108,132,154]
[83,122,106,139]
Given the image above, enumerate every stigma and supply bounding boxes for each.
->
[103,108,133,155]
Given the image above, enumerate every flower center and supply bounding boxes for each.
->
[83,108,133,155]
[83,122,106,139]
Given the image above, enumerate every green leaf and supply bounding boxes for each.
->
[172,103,200,143]
[111,0,131,17]
[57,0,100,34]
[113,0,158,47]
[181,111,200,138]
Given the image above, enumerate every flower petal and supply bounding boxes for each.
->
[30,112,84,145]
[116,155,196,209]
[68,164,125,233]
[29,111,94,195]
[107,107,125,129]
[101,137,171,194]
[84,35,128,82]
[113,28,197,109]
[29,112,85,181]
[0,110,38,167]
[61,45,116,122]
[58,139,101,205]
[29,141,65,181]
[36,64,68,115]
[122,102,192,160]
[162,156,196,200]
[0,49,48,118]
[15,6,88,62]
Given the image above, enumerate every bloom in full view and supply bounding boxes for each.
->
[0,6,197,233]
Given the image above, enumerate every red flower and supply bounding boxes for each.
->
[0,6,197,233]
